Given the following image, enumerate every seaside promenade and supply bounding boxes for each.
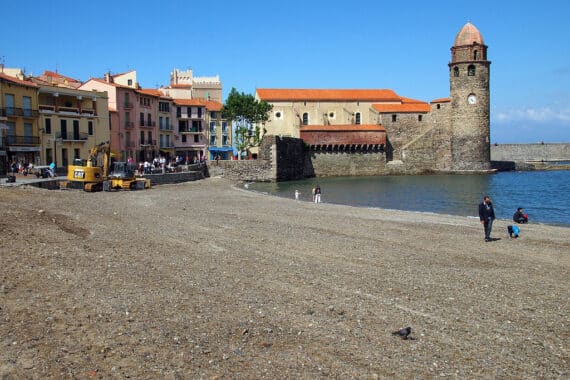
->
[0,178,568,378]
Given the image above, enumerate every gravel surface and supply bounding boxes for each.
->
[1,178,568,378]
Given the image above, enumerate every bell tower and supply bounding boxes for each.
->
[449,22,491,170]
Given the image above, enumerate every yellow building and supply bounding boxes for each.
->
[35,83,110,169]
[0,72,40,173]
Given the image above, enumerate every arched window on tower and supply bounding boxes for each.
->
[355,112,361,125]
[468,65,476,76]
[474,50,478,60]
[302,112,309,125]
[453,67,459,77]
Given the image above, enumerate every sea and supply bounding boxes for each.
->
[248,170,570,227]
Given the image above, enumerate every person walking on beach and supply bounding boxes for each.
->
[294,189,300,201]
[314,184,321,204]
[478,195,496,242]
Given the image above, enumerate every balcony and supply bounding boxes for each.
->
[140,139,157,147]
[124,102,133,109]
[125,140,135,148]
[159,141,174,149]
[1,107,40,118]
[56,132,89,141]
[6,135,40,145]
[179,127,204,134]
[139,121,156,128]
[38,104,96,116]
[125,121,134,129]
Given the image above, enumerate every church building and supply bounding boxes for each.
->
[255,22,491,175]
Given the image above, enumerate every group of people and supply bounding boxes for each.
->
[293,184,322,203]
[478,196,529,241]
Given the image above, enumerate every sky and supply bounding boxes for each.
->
[1,0,569,143]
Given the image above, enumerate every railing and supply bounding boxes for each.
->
[81,109,95,116]
[56,132,89,141]
[124,102,133,109]
[159,142,175,148]
[179,127,204,133]
[140,139,157,146]
[125,121,134,129]
[59,106,79,114]
[139,121,156,128]
[0,107,40,117]
[125,140,135,147]
[6,135,40,145]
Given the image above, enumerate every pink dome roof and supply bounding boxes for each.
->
[454,22,485,46]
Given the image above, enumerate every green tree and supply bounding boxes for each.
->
[222,87,273,159]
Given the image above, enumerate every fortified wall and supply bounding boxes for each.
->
[491,143,570,162]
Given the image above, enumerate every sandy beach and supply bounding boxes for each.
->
[1,178,568,378]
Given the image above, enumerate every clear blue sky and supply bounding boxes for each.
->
[2,0,569,143]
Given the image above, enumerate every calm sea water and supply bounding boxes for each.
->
[249,171,570,226]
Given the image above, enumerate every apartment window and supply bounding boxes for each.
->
[5,94,15,115]
[46,148,53,164]
[392,114,397,122]
[418,115,423,122]
[159,116,163,130]
[211,111,217,119]
[222,121,228,134]
[128,79,133,86]
[147,113,152,127]
[222,135,229,146]
[187,107,192,116]
[181,134,187,143]
[166,135,171,147]
[61,148,68,167]
[125,131,131,146]
[166,117,170,130]
[140,131,144,144]
[88,121,93,135]
[160,134,164,148]
[73,120,80,140]
[210,135,217,145]
[147,131,152,145]
[139,112,144,126]
[61,119,68,139]
[453,67,459,77]
[24,123,33,143]
[197,107,202,118]
[125,93,130,107]
[23,96,32,116]
[45,118,52,134]
[194,135,199,143]
[355,112,361,125]
[74,148,80,160]
[302,112,309,125]
[159,102,170,112]
[210,121,216,133]
[176,107,181,118]
[468,65,476,76]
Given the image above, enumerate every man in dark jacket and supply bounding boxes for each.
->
[513,207,528,224]
[479,195,496,242]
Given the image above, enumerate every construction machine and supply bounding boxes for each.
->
[64,142,150,191]
[64,142,110,192]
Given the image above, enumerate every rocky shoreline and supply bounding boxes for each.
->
[1,178,568,378]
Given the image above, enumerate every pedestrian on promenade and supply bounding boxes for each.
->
[295,189,300,201]
[478,195,496,242]
[314,184,321,204]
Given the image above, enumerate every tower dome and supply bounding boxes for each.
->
[454,22,484,46]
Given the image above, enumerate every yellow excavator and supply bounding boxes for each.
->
[64,142,150,191]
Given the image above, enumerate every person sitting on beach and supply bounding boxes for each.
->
[513,207,528,224]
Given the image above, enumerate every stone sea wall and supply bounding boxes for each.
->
[491,143,570,162]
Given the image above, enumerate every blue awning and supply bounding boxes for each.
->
[208,147,234,152]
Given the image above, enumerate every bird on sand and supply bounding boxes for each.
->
[392,326,412,340]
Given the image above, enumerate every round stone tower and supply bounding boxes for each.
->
[449,22,491,170]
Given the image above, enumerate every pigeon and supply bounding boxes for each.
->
[392,326,412,340]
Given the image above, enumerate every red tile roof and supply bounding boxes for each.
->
[430,98,451,103]
[0,73,38,88]
[257,89,401,102]
[86,77,134,90]
[173,98,223,111]
[43,70,81,83]
[300,124,386,132]
[372,102,430,113]
[137,88,162,97]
